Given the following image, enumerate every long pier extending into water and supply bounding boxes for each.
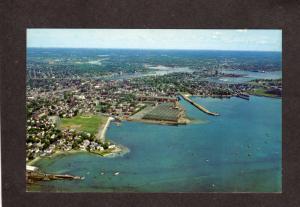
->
[98,117,114,142]
[179,93,220,116]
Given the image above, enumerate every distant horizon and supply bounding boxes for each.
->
[27,47,282,53]
[27,29,282,52]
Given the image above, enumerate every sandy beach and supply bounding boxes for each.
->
[97,116,114,142]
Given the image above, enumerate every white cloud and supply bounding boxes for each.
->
[27,29,281,51]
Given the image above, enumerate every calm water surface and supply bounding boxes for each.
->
[28,96,281,192]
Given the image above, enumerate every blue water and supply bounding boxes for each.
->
[28,96,282,192]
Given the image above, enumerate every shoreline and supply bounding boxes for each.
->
[249,94,282,99]
[186,94,232,99]
[27,116,124,168]
[27,143,129,166]
[27,150,83,166]
[188,94,281,99]
[126,117,190,125]
[91,144,130,158]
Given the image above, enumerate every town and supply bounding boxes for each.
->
[26,47,282,162]
[26,66,282,162]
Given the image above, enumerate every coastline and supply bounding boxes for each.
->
[27,149,84,166]
[91,143,130,158]
[186,94,232,99]
[27,115,128,168]
[250,93,282,99]
[27,143,129,166]
[188,94,281,99]
[126,117,190,125]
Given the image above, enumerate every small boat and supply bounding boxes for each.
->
[237,93,250,100]
[114,172,120,176]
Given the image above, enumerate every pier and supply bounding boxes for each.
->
[98,117,114,142]
[179,93,220,116]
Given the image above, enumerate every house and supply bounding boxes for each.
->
[108,144,116,149]
[26,165,39,172]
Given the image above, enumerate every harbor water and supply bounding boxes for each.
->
[28,96,282,192]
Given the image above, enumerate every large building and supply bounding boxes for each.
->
[137,95,177,103]
[143,102,182,122]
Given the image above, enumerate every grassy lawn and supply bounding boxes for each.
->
[60,115,107,134]
[90,148,114,156]
[250,88,278,98]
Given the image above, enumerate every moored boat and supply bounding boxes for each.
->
[237,93,250,100]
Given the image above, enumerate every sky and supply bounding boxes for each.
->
[27,29,282,52]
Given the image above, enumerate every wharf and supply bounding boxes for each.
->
[179,93,220,116]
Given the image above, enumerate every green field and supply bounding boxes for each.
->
[250,88,279,98]
[60,115,107,134]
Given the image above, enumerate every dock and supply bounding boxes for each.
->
[179,93,219,116]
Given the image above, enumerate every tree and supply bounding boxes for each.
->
[26,136,35,143]
[55,129,63,139]
[28,153,34,160]
[72,141,79,149]
[80,132,89,140]
[102,142,109,149]
[74,109,79,116]
[88,133,96,141]
[42,139,50,150]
